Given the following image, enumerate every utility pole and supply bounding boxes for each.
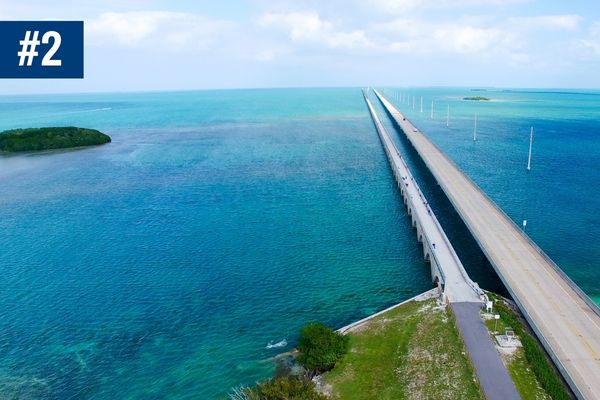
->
[527,126,534,171]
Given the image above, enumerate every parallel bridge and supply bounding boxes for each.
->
[374,88,600,400]
[365,90,521,399]
[364,91,483,303]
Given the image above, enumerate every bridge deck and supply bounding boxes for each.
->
[375,89,600,399]
[365,93,481,303]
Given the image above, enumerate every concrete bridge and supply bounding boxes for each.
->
[373,88,600,400]
[364,90,483,303]
[364,90,521,400]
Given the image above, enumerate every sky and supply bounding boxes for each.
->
[1,0,600,93]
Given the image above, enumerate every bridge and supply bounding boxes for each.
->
[364,91,483,303]
[364,90,521,400]
[373,88,600,400]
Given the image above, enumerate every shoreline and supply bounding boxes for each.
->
[270,289,440,362]
[337,288,439,334]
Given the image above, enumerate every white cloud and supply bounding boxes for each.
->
[257,11,517,56]
[367,0,527,14]
[435,26,505,53]
[257,11,373,50]
[86,11,233,50]
[255,47,291,62]
[580,21,600,55]
[367,0,421,14]
[256,49,277,62]
[509,15,582,31]
[375,18,518,56]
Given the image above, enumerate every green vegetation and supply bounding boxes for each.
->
[231,376,327,400]
[485,294,570,400]
[0,127,111,152]
[463,96,491,101]
[297,323,349,374]
[507,348,551,400]
[322,298,484,400]
[229,322,346,399]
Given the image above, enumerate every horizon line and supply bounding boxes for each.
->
[1,84,600,97]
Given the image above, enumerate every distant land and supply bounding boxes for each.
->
[0,127,111,152]
[463,96,491,101]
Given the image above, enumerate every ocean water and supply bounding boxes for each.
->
[0,87,598,398]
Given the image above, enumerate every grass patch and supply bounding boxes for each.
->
[508,349,551,400]
[322,298,484,400]
[485,293,570,400]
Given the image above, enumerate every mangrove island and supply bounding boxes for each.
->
[0,127,111,152]
[463,96,491,101]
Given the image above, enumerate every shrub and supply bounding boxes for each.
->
[297,322,349,374]
[231,376,327,400]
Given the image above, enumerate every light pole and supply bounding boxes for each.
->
[527,126,534,171]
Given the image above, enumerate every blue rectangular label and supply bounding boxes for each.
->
[0,21,83,79]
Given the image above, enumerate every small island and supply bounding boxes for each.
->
[0,127,111,152]
[463,96,491,101]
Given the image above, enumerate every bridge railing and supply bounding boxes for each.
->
[392,140,484,298]
[364,91,451,285]
[367,90,485,298]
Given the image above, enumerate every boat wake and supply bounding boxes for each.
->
[66,107,112,114]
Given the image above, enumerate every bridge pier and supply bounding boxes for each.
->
[388,140,446,287]
[390,160,446,286]
[364,90,484,302]
[390,152,440,284]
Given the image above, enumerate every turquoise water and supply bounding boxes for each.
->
[0,88,598,398]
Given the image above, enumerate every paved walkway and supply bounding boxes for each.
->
[453,302,521,400]
[375,88,600,399]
